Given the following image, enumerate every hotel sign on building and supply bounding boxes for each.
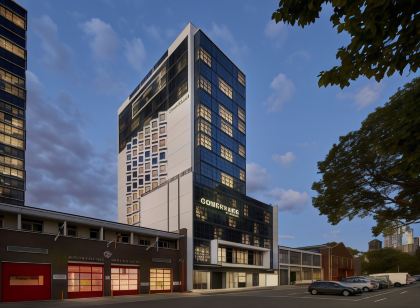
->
[200,197,239,217]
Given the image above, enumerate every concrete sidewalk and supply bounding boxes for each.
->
[192,285,306,295]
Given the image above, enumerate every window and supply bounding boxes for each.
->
[68,264,103,293]
[21,219,43,232]
[152,145,158,153]
[198,119,211,136]
[67,225,77,237]
[150,269,172,291]
[243,204,248,217]
[253,237,259,247]
[117,233,130,243]
[0,5,25,29]
[213,227,223,239]
[198,133,212,150]
[198,76,211,94]
[238,144,246,157]
[152,157,157,165]
[159,126,166,134]
[0,68,25,88]
[159,152,166,160]
[195,246,210,263]
[198,104,211,122]
[238,120,246,134]
[160,164,166,173]
[218,247,226,263]
[152,181,158,189]
[218,78,233,99]
[111,267,138,292]
[0,80,25,99]
[218,146,231,163]
[159,113,165,122]
[0,133,24,149]
[89,228,100,240]
[242,233,250,245]
[238,71,246,86]
[0,36,25,59]
[198,47,211,67]
[221,172,233,188]
[253,223,258,234]
[10,276,44,286]
[219,104,233,124]
[264,211,271,224]
[0,165,24,178]
[239,169,245,181]
[152,169,158,177]
[238,107,245,121]
[195,206,207,221]
[264,239,271,249]
[139,239,151,246]
[228,216,237,228]
[220,121,233,137]
[152,133,158,140]
[145,162,150,170]
[152,121,157,128]
[0,112,24,128]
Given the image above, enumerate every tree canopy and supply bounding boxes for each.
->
[361,248,420,274]
[272,0,419,88]
[312,78,420,236]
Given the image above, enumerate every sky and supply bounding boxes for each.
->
[19,0,419,252]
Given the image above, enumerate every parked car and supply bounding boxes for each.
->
[413,275,420,282]
[368,275,391,289]
[308,281,361,296]
[407,275,416,284]
[340,277,379,292]
[370,273,410,287]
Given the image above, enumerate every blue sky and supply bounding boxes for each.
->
[20,0,418,251]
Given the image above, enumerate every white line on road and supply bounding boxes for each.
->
[400,291,407,294]
[374,298,387,303]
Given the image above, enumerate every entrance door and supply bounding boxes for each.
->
[211,272,223,289]
[67,264,103,299]
[1,262,51,302]
[290,271,297,284]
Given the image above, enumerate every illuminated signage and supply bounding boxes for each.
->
[200,198,239,217]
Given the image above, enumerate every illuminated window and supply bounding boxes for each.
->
[218,247,226,263]
[253,223,258,234]
[68,264,103,293]
[239,169,245,181]
[0,36,25,59]
[221,172,233,188]
[242,233,250,245]
[0,112,24,128]
[198,119,211,136]
[198,133,212,150]
[159,139,166,147]
[0,6,25,29]
[199,76,211,94]
[238,107,245,121]
[254,237,259,247]
[264,239,271,249]
[264,211,271,224]
[219,105,232,124]
[220,121,233,137]
[228,216,237,228]
[0,165,24,178]
[0,155,23,169]
[0,80,25,99]
[238,71,246,87]
[238,144,246,158]
[218,78,232,99]
[238,120,245,134]
[195,246,210,263]
[195,206,207,221]
[150,268,172,291]
[198,104,212,122]
[198,48,211,67]
[10,276,44,286]
[213,227,223,239]
[220,145,233,162]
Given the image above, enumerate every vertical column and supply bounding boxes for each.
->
[100,227,104,240]
[17,213,21,230]
[130,232,134,244]
[63,221,67,236]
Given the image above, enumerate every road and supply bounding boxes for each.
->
[1,284,419,308]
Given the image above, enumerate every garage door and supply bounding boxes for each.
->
[111,266,139,296]
[150,268,172,292]
[1,262,51,302]
[67,263,103,299]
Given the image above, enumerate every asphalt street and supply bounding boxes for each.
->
[1,284,419,308]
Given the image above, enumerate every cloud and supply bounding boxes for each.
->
[266,73,295,112]
[267,188,309,212]
[272,151,296,166]
[144,25,176,43]
[82,18,119,60]
[32,15,71,70]
[264,20,288,46]
[246,163,269,193]
[25,71,117,220]
[124,37,146,72]
[354,83,382,109]
[208,23,248,59]
[337,82,382,109]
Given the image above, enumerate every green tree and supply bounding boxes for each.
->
[272,0,419,88]
[312,78,420,236]
[361,248,420,274]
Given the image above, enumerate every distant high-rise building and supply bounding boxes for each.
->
[0,0,27,206]
[368,239,382,251]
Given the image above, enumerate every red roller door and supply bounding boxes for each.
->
[1,262,51,302]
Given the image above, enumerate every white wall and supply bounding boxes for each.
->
[117,148,127,223]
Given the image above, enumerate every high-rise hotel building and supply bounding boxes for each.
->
[118,24,278,290]
[0,0,26,206]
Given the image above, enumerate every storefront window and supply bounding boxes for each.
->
[111,267,138,292]
[150,268,171,291]
[193,271,209,289]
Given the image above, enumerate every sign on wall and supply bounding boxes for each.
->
[200,198,240,217]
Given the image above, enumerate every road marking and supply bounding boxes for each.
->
[400,291,407,294]
[288,293,298,295]
[353,285,417,302]
[374,298,386,302]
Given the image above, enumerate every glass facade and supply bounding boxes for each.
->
[0,0,26,206]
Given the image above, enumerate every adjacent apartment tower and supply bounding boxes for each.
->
[118,23,278,290]
[0,0,26,206]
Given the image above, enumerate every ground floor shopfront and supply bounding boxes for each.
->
[193,268,278,289]
[0,224,186,302]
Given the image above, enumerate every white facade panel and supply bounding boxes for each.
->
[141,184,169,231]
[117,148,127,224]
